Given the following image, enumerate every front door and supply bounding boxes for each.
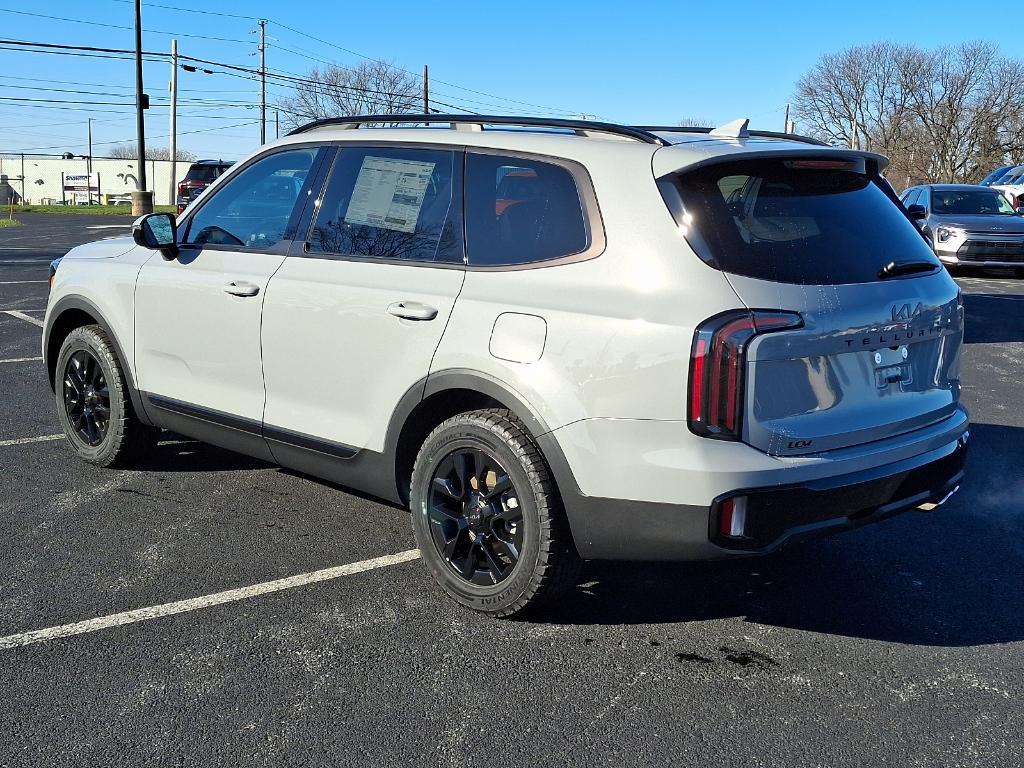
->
[135,146,322,434]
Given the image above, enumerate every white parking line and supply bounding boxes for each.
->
[0,280,48,284]
[0,434,64,447]
[0,356,42,364]
[0,549,422,650]
[2,310,44,327]
[86,224,131,229]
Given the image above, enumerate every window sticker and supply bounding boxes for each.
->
[344,156,436,234]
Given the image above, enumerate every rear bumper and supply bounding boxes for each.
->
[541,409,969,561]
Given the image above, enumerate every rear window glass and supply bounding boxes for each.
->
[465,153,588,266]
[185,165,227,183]
[307,146,461,263]
[674,158,939,284]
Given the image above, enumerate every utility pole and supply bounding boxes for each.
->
[169,38,178,208]
[783,103,790,133]
[86,118,93,204]
[423,64,429,114]
[258,19,267,144]
[275,109,279,139]
[133,0,152,214]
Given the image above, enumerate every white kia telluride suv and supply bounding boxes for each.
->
[44,115,968,616]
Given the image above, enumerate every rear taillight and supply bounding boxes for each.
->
[688,309,802,440]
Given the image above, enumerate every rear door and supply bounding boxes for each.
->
[260,144,465,458]
[670,154,963,456]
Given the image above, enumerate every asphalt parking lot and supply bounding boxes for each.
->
[1,214,1021,767]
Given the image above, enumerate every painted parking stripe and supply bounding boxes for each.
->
[0,434,63,447]
[0,549,422,650]
[0,280,47,284]
[2,310,44,327]
[0,436,62,448]
[0,356,42,364]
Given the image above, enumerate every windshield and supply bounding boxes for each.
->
[995,168,1024,185]
[672,158,939,284]
[932,189,1016,215]
[980,166,1012,186]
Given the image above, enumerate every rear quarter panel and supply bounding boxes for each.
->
[430,153,742,430]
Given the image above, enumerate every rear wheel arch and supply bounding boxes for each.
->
[390,371,557,505]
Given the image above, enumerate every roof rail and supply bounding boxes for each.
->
[633,125,830,147]
[287,114,669,145]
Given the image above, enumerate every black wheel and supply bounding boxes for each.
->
[410,409,580,617]
[55,325,159,467]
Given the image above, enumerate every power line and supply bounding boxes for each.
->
[5,119,260,154]
[0,8,253,45]
[95,0,595,116]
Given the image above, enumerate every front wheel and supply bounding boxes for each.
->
[409,409,580,617]
[55,325,159,467]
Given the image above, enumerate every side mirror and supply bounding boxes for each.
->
[906,204,928,221]
[133,212,178,258]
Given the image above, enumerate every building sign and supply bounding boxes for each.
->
[63,172,100,204]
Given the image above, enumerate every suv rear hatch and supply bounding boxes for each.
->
[658,149,964,456]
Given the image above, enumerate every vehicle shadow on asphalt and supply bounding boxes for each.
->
[963,293,1024,343]
[139,435,275,473]
[537,422,1024,647]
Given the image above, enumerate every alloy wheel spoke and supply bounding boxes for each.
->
[493,534,520,563]
[457,543,479,579]
[472,449,488,490]
[455,451,474,494]
[479,539,506,583]
[433,476,462,501]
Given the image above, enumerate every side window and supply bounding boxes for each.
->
[918,188,930,211]
[183,147,318,249]
[307,146,462,264]
[465,153,589,266]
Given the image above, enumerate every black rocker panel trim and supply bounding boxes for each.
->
[262,424,359,460]
[146,393,262,434]
[144,393,360,459]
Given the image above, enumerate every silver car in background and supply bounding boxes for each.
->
[901,183,1024,276]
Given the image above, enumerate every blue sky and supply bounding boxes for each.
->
[0,1,1012,160]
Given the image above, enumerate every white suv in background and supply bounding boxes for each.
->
[44,115,968,617]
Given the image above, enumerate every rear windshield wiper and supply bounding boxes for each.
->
[878,260,938,279]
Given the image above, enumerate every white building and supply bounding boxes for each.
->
[0,155,219,207]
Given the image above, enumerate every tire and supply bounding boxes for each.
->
[55,325,159,468]
[409,408,580,617]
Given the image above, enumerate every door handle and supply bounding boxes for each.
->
[223,281,260,298]
[386,301,438,321]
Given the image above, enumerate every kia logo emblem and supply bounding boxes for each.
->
[891,302,924,322]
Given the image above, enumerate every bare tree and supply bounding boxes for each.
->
[677,117,713,128]
[278,60,421,129]
[107,144,197,161]
[794,41,1024,187]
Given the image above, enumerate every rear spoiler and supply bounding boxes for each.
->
[651,145,890,179]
